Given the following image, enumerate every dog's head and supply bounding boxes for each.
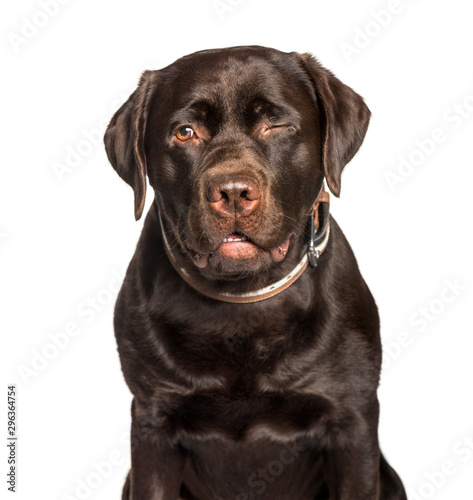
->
[105,46,370,280]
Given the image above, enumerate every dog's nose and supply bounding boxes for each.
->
[206,176,261,218]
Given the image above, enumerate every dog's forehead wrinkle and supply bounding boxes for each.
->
[174,57,289,114]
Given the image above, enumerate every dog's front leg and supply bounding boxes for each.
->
[323,412,381,499]
[128,400,187,500]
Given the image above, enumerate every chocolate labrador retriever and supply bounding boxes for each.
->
[104,46,407,500]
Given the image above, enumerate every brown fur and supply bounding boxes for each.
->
[104,46,406,499]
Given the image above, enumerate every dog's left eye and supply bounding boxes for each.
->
[176,126,195,142]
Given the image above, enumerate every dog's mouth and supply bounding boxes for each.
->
[186,232,291,270]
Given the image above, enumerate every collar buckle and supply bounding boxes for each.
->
[308,213,320,267]
[307,186,330,268]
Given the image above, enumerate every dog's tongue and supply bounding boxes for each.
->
[269,238,290,262]
[192,252,209,268]
[190,237,290,268]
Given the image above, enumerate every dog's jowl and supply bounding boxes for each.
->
[104,46,407,500]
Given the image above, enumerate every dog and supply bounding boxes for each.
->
[104,46,407,500]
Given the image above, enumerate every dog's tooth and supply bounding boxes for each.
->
[222,236,248,243]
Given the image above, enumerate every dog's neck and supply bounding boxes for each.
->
[154,189,331,304]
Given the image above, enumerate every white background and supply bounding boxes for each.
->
[2,1,473,499]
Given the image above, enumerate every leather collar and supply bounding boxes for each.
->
[157,186,330,304]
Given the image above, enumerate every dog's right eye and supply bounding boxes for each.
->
[259,124,291,136]
[176,126,195,142]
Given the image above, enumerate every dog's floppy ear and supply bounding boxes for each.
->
[296,53,371,197]
[104,70,158,220]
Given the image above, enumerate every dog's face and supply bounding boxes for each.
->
[105,47,370,279]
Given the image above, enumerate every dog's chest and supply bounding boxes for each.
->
[166,388,334,443]
[162,353,342,443]
[156,312,347,443]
